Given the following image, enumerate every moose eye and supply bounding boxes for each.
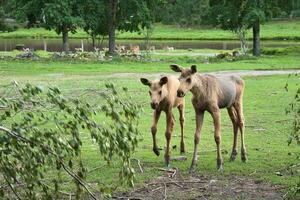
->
[159,91,162,95]
[186,78,191,84]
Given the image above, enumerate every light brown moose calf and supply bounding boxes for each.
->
[171,64,247,172]
[140,76,185,167]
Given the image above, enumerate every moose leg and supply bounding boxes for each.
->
[211,108,223,171]
[151,110,161,156]
[164,109,174,167]
[178,103,185,154]
[234,102,247,162]
[189,111,204,173]
[227,106,239,161]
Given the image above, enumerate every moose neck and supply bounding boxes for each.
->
[161,85,169,100]
[190,74,206,97]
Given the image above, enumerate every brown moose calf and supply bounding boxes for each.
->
[140,76,185,167]
[171,64,247,173]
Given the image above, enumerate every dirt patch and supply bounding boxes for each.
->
[113,173,283,200]
[98,69,300,79]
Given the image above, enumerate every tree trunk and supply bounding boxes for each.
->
[108,0,117,55]
[237,28,247,55]
[252,18,260,56]
[92,34,96,51]
[62,26,69,54]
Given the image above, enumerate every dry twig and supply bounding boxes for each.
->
[163,183,167,200]
[131,158,144,173]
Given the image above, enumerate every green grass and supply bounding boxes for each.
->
[1,20,300,40]
[0,57,299,196]
[0,70,299,194]
[0,52,299,76]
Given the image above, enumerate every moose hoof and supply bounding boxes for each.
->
[180,143,185,155]
[180,148,186,155]
[229,151,237,162]
[217,159,223,171]
[217,164,224,173]
[217,162,224,173]
[189,164,197,174]
[153,148,160,156]
[241,154,248,163]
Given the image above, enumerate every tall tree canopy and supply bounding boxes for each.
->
[43,0,83,53]
[159,0,210,27]
[207,0,281,56]
[10,0,44,28]
[11,0,83,53]
[0,6,6,32]
[78,0,108,49]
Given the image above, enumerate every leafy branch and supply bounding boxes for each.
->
[0,82,142,199]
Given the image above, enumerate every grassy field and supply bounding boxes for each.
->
[0,20,300,40]
[0,55,299,197]
[0,50,300,77]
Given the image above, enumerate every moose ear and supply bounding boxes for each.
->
[191,65,197,74]
[140,78,151,86]
[170,64,182,72]
[159,76,168,86]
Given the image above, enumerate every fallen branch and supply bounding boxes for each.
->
[163,183,167,200]
[131,158,144,173]
[3,175,21,200]
[87,165,106,173]
[170,181,183,188]
[170,156,187,161]
[249,170,257,176]
[147,180,207,186]
[41,182,75,197]
[0,126,98,200]
[157,168,176,173]
[151,186,163,192]
[112,196,143,200]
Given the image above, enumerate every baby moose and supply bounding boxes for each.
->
[140,76,185,167]
[171,64,247,173]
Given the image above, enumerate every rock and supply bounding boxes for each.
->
[15,44,25,50]
[232,50,240,57]
[52,52,62,59]
[16,51,39,60]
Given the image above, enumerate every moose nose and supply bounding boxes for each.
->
[177,90,185,97]
[151,102,158,110]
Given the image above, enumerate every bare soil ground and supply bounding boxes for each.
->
[113,172,284,200]
[98,69,300,79]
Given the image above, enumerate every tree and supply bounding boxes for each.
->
[277,0,300,17]
[12,0,83,53]
[244,0,267,56]
[207,0,250,54]
[0,6,6,32]
[78,0,108,50]
[159,0,210,27]
[9,0,44,28]
[106,0,158,55]
[208,0,280,56]
[42,0,83,53]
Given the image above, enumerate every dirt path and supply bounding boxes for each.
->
[114,173,283,200]
[99,69,300,79]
